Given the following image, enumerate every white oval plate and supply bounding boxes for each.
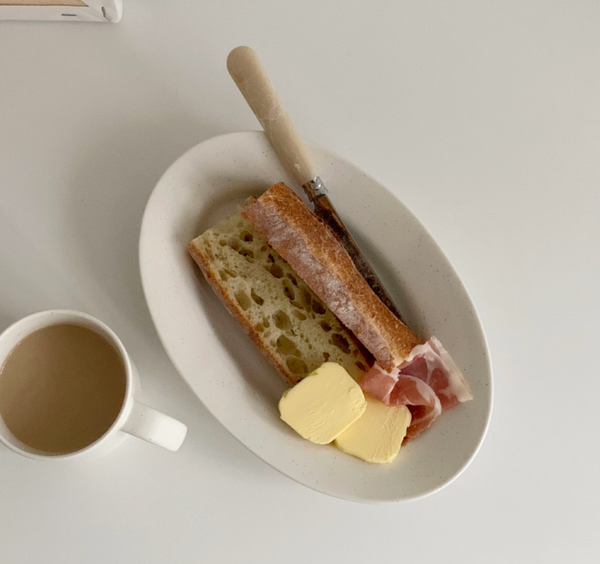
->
[139,131,493,503]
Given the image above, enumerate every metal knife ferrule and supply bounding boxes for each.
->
[302,176,328,202]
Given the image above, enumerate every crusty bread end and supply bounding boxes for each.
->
[242,182,421,370]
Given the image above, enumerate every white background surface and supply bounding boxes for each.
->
[0,1,598,562]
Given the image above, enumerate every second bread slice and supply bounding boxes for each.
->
[188,208,372,386]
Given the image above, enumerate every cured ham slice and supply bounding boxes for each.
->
[359,337,473,440]
[360,364,441,440]
[398,337,473,410]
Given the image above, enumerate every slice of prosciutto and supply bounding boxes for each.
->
[360,337,473,440]
[361,364,442,440]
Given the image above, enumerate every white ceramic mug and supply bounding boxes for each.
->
[0,310,187,460]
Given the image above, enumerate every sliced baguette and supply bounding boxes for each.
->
[242,182,421,371]
[188,209,372,386]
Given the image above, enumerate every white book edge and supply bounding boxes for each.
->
[0,0,123,22]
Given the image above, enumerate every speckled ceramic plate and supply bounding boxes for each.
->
[139,131,493,503]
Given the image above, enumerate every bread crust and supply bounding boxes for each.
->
[242,182,420,370]
[187,241,297,386]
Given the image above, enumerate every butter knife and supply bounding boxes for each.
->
[227,46,405,322]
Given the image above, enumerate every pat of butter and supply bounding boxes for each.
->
[278,362,367,444]
[334,395,412,464]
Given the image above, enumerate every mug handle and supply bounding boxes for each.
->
[121,400,187,452]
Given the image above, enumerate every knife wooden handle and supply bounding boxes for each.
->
[227,46,318,187]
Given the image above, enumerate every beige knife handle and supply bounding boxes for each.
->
[227,46,318,187]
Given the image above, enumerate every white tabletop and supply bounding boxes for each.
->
[1,2,598,562]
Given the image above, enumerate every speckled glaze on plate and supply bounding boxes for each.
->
[139,131,493,503]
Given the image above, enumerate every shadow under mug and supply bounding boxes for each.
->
[0,310,187,460]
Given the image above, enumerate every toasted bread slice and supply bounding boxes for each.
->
[188,209,372,386]
[243,183,421,370]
